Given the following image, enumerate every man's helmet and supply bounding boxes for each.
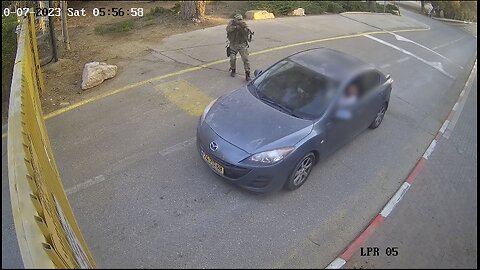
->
[234,14,243,21]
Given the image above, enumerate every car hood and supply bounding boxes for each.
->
[204,87,313,154]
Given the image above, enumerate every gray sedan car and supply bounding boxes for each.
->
[197,48,393,193]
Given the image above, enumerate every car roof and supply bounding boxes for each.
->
[287,47,374,82]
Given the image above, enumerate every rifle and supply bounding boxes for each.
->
[247,28,254,43]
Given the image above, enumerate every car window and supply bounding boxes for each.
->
[361,71,381,95]
[250,60,339,120]
[346,71,381,98]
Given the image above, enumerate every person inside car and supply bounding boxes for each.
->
[339,83,359,107]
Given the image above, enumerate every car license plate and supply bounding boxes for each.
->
[201,151,224,175]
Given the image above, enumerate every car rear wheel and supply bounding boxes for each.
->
[285,153,315,191]
[369,103,387,129]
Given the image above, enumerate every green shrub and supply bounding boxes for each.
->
[94,20,135,34]
[245,1,391,16]
[303,4,325,15]
[326,2,345,13]
[385,3,399,14]
[341,1,369,12]
[247,1,293,16]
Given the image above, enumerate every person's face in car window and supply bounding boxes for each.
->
[338,84,359,108]
[346,84,359,98]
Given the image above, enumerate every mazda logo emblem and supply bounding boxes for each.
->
[209,141,218,151]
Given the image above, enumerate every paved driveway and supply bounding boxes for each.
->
[2,8,477,268]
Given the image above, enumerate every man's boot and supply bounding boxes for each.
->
[245,71,251,81]
[230,69,236,77]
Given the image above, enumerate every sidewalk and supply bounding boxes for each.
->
[346,77,477,268]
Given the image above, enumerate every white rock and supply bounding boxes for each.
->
[290,8,305,16]
[245,10,275,20]
[81,62,117,90]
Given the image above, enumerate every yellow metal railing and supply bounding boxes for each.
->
[7,12,97,269]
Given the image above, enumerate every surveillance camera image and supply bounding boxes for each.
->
[2,1,477,269]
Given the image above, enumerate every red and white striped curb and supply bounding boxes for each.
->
[326,59,477,269]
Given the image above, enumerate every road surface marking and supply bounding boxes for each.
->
[44,65,206,120]
[250,30,383,56]
[396,57,410,63]
[339,214,384,261]
[422,139,437,159]
[67,137,198,195]
[392,28,429,33]
[391,32,458,65]
[405,158,427,184]
[439,120,450,133]
[379,182,411,218]
[325,258,346,269]
[379,63,391,69]
[65,175,106,195]
[160,137,196,156]
[432,36,467,50]
[365,35,455,79]
[452,102,459,111]
[155,79,214,117]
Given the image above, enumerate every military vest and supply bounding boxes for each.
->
[227,21,250,45]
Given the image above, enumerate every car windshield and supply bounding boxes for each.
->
[249,59,338,120]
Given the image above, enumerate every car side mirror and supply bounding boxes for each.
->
[254,69,263,77]
[385,74,393,84]
[334,108,352,121]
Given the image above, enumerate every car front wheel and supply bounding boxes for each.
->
[369,103,387,129]
[284,153,315,191]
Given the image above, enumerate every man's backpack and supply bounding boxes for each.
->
[227,21,254,45]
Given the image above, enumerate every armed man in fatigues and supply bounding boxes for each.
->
[226,14,253,81]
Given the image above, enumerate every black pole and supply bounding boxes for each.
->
[48,0,58,62]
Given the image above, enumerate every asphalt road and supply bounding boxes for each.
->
[2,8,477,269]
[346,76,477,269]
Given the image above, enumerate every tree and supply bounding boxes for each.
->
[367,0,377,12]
[431,1,477,21]
[460,1,477,21]
[180,1,206,22]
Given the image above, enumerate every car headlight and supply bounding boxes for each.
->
[200,98,218,123]
[248,147,294,164]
